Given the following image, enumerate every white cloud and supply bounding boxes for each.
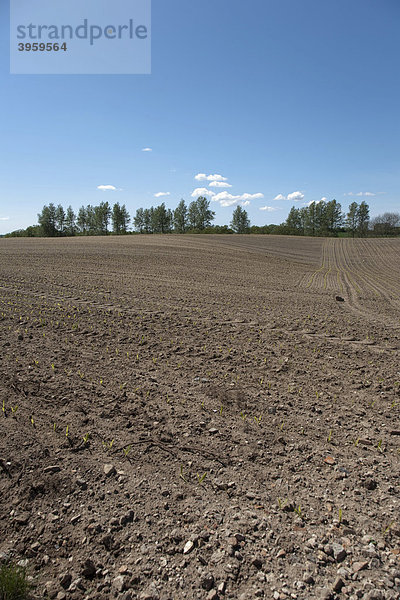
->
[142,147,152,152]
[97,185,117,191]
[345,191,376,197]
[212,191,264,207]
[209,181,232,188]
[191,187,215,198]
[274,194,286,201]
[260,206,279,212]
[154,192,171,198]
[241,200,251,206]
[0,217,10,221]
[194,173,228,182]
[287,190,305,202]
[321,197,328,202]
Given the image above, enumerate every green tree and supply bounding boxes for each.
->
[55,204,66,235]
[325,199,343,235]
[65,206,76,236]
[188,197,215,231]
[285,207,302,234]
[230,205,250,233]
[38,203,57,237]
[173,199,188,233]
[134,208,145,233]
[346,202,359,238]
[77,206,88,234]
[357,201,370,237]
[112,203,130,234]
[94,201,111,235]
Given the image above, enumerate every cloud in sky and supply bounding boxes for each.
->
[154,192,170,198]
[321,197,328,202]
[260,206,279,212]
[194,173,228,182]
[345,191,375,197]
[212,191,264,207]
[97,185,117,191]
[141,147,152,152]
[0,217,10,221]
[273,191,304,202]
[191,187,215,198]
[209,181,232,188]
[287,190,305,202]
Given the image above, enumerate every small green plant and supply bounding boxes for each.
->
[219,405,223,416]
[53,422,56,432]
[338,507,343,524]
[0,561,31,600]
[327,429,332,443]
[65,425,69,438]
[254,415,262,425]
[11,405,18,415]
[382,521,394,536]
[30,416,35,427]
[377,439,384,453]
[102,439,114,451]
[179,464,187,483]
[353,437,360,447]
[197,472,207,485]
[2,400,6,416]
[240,411,247,421]
[82,432,90,445]
[277,497,287,510]
[294,505,303,520]
[123,445,132,457]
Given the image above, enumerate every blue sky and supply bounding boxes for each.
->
[0,0,399,234]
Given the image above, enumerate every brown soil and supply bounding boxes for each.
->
[0,234,399,600]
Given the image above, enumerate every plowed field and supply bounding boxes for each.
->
[0,235,399,600]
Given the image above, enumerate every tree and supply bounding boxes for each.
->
[112,203,130,234]
[38,203,57,237]
[370,212,400,236]
[357,201,370,237]
[65,206,76,236]
[77,206,88,234]
[94,201,111,235]
[188,197,215,231]
[230,206,250,233]
[346,202,359,238]
[55,204,66,235]
[133,208,145,233]
[325,199,343,235]
[173,199,188,233]
[152,203,172,233]
[285,207,302,234]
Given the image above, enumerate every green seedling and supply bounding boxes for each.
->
[30,416,35,427]
[219,405,223,416]
[277,497,288,510]
[179,464,187,483]
[327,429,333,443]
[11,405,18,415]
[240,411,247,421]
[197,472,207,485]
[338,508,343,524]
[353,437,360,447]
[382,521,394,536]
[123,445,132,457]
[254,415,262,425]
[51,363,55,371]
[2,400,5,416]
[53,422,57,432]
[377,439,383,453]
[82,432,90,445]
[294,505,303,520]
[102,439,114,451]
[65,425,69,438]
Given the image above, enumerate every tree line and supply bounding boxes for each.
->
[4,197,400,238]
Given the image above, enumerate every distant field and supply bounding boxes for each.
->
[1,235,399,600]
